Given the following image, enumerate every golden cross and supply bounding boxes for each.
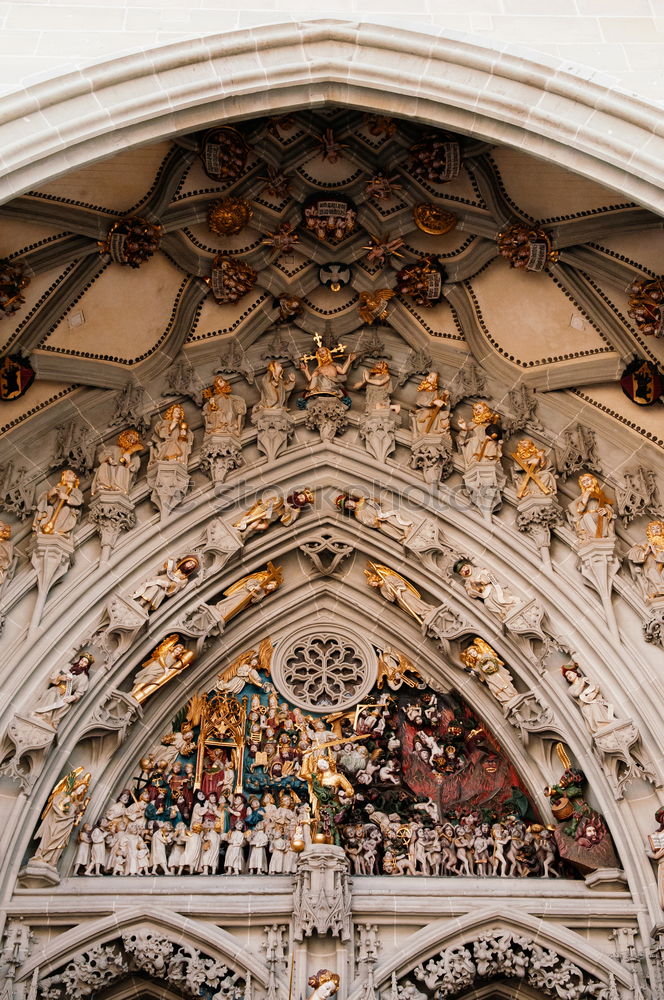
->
[299,332,347,364]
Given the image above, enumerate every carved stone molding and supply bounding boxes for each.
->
[293,844,351,943]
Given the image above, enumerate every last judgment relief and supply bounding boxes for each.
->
[63,637,614,880]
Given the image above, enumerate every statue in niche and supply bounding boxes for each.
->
[212,562,283,625]
[30,652,94,730]
[365,562,437,626]
[409,372,453,482]
[130,555,199,612]
[459,638,519,708]
[307,971,341,1000]
[353,361,400,462]
[646,807,664,909]
[217,638,273,695]
[91,428,144,495]
[453,559,523,620]
[202,376,246,436]
[336,492,413,542]
[251,360,297,462]
[252,360,296,412]
[149,403,193,464]
[130,634,196,703]
[297,334,357,441]
[510,438,557,498]
[456,401,504,470]
[560,665,616,733]
[627,520,664,600]
[28,767,91,868]
[0,520,14,585]
[201,376,247,482]
[233,490,313,540]
[33,469,83,538]
[353,361,397,413]
[567,473,615,542]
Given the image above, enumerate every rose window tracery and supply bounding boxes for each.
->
[273,627,377,711]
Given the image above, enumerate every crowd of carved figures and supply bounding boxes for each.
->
[20,622,630,884]
[1,333,661,649]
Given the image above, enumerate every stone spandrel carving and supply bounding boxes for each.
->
[193,518,243,577]
[561,664,658,796]
[299,531,355,577]
[201,376,247,484]
[0,462,36,521]
[163,354,205,405]
[408,372,453,483]
[39,944,127,1000]
[456,401,505,515]
[109,379,150,434]
[251,360,297,462]
[402,930,610,1000]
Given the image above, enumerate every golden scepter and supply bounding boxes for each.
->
[38,477,76,535]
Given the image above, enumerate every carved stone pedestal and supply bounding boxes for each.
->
[359,410,399,464]
[0,713,56,791]
[303,397,349,442]
[576,538,620,631]
[96,594,149,662]
[18,859,60,888]
[252,407,293,463]
[200,433,243,484]
[504,691,557,745]
[591,718,659,798]
[424,604,469,656]
[146,460,190,520]
[30,533,74,633]
[515,494,562,558]
[293,844,351,943]
[403,519,455,574]
[409,435,453,484]
[176,602,225,652]
[89,490,136,562]
[463,463,505,517]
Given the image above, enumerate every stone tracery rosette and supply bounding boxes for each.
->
[200,125,251,182]
[271,624,378,711]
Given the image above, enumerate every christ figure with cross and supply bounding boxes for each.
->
[299,333,357,401]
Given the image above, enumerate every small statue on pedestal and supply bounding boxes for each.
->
[409,372,452,483]
[147,404,193,518]
[251,361,296,462]
[201,376,247,483]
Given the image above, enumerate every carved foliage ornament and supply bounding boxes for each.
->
[0,258,30,318]
[497,223,557,272]
[403,930,609,1000]
[98,217,162,268]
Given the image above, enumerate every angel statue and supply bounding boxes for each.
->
[28,767,91,869]
[233,490,313,540]
[627,520,664,600]
[91,428,144,495]
[365,562,437,626]
[567,473,615,543]
[409,372,453,482]
[130,634,196,703]
[149,403,193,465]
[217,637,273,694]
[307,971,341,1000]
[336,492,413,542]
[352,361,398,413]
[130,555,199,611]
[376,646,425,690]
[459,637,519,708]
[212,563,283,625]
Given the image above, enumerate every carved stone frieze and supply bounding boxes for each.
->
[200,435,244,484]
[358,409,399,464]
[193,518,243,577]
[252,407,294,464]
[293,844,351,942]
[77,690,143,743]
[0,713,57,792]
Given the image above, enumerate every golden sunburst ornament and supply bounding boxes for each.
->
[208,198,253,237]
